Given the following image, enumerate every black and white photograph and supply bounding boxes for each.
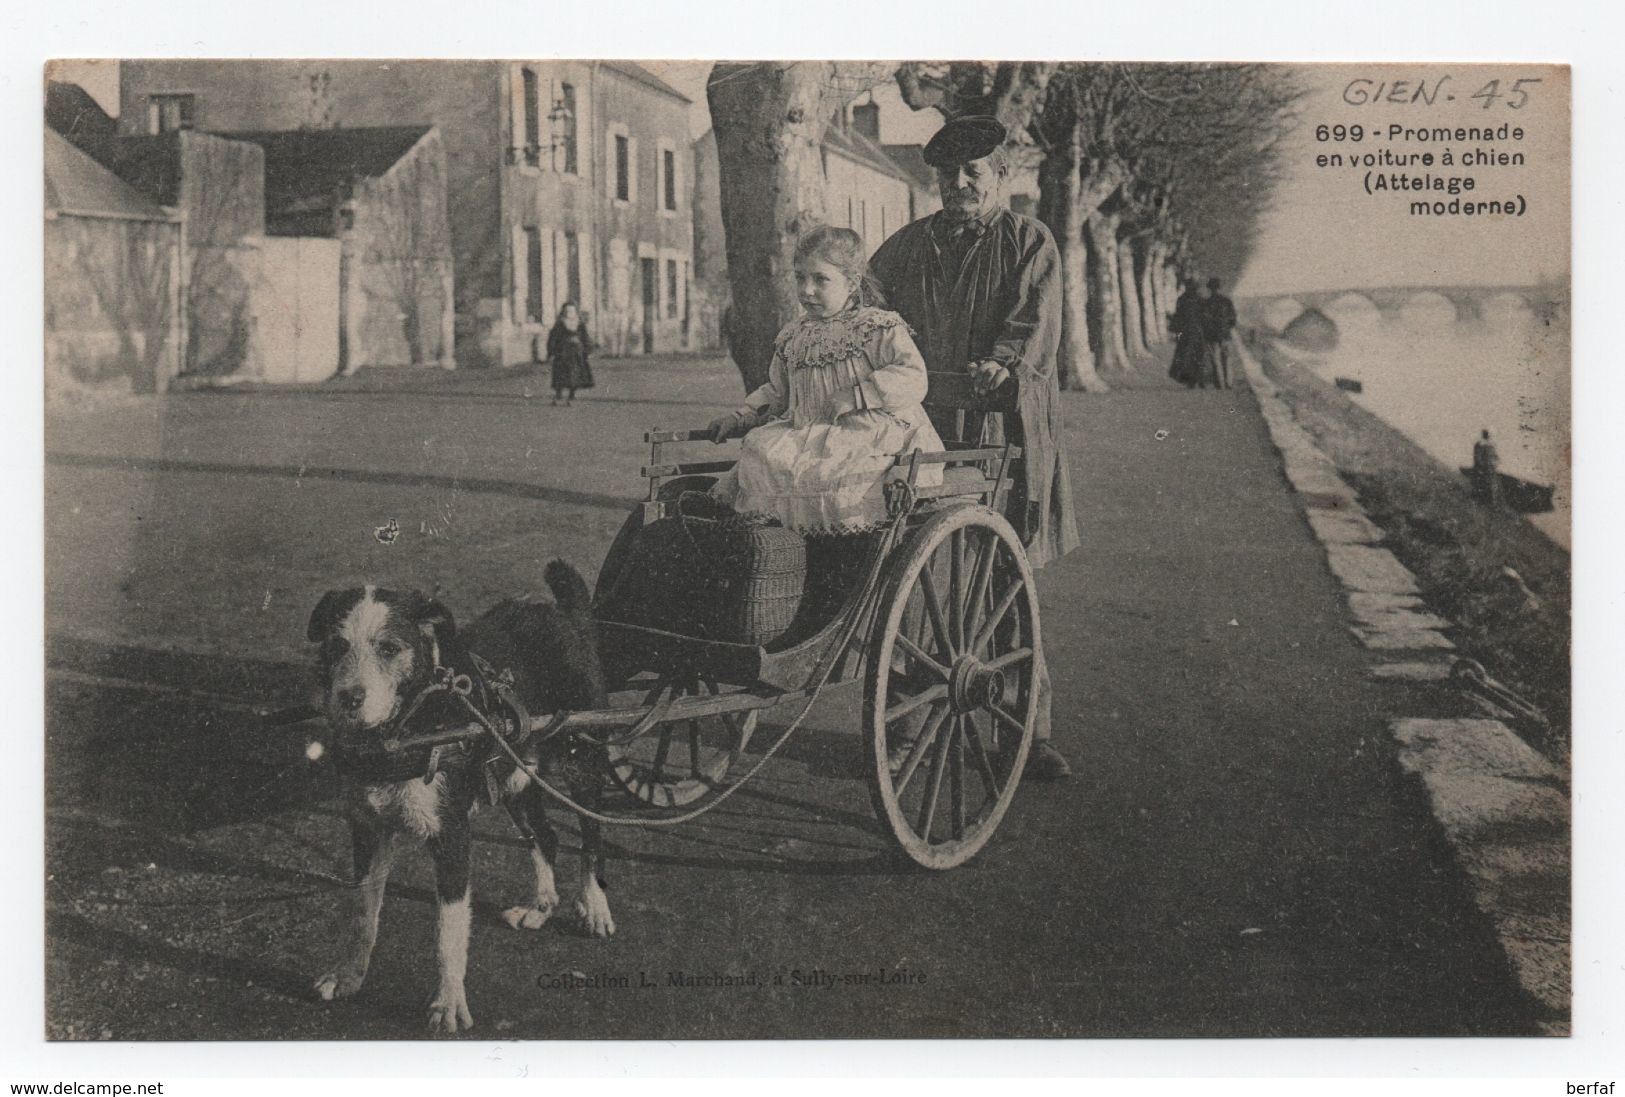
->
[33,49,1584,1059]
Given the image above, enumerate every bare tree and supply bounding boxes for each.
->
[1036,63,1301,376]
[176,135,262,377]
[894,61,1058,131]
[364,134,452,366]
[59,216,179,393]
[707,61,895,391]
[1030,67,1125,392]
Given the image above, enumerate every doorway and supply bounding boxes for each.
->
[640,257,657,354]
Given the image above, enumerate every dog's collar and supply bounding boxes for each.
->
[330,653,531,789]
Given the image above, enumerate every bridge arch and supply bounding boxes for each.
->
[1260,297,1305,332]
[1400,290,1459,325]
[1323,293,1382,331]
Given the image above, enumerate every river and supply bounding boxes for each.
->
[1269,293,1570,548]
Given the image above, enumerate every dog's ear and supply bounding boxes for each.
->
[407,592,457,642]
[307,588,363,643]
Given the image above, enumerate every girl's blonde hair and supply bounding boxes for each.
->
[794,225,885,308]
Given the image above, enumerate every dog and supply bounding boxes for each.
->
[306,560,612,1034]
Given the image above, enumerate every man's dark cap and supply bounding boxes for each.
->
[923,116,1007,168]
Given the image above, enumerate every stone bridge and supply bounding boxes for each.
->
[1240,284,1567,328]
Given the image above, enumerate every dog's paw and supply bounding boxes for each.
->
[427,986,474,1034]
[574,882,616,939]
[501,899,556,931]
[312,966,366,1001]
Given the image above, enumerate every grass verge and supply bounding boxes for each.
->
[1252,335,1570,758]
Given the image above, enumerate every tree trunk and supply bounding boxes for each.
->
[707,63,836,393]
[1036,123,1107,394]
[1156,257,1178,337]
[706,62,894,392]
[1144,242,1170,346]
[1118,239,1146,359]
[1084,210,1128,374]
[1136,237,1161,348]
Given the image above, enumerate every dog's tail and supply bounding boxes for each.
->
[544,558,593,617]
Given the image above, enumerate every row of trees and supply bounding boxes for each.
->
[708,62,1301,393]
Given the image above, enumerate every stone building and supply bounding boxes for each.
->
[823,104,914,259]
[78,129,267,379]
[228,126,455,372]
[44,129,183,396]
[119,59,696,367]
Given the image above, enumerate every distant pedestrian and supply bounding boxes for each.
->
[546,302,595,406]
[1200,278,1238,390]
[1168,279,1204,388]
[1472,429,1502,508]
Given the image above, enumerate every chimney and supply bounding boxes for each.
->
[852,102,880,142]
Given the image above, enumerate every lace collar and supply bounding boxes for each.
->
[775,307,909,371]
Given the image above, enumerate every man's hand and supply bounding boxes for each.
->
[967,359,1011,397]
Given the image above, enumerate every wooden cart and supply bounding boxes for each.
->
[576,370,1042,869]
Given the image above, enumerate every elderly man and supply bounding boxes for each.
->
[870,115,1080,780]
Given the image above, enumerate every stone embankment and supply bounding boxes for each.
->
[1239,336,1569,1033]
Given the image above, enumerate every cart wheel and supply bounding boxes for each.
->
[609,676,758,808]
[864,505,1039,869]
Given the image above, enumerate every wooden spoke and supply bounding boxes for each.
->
[917,561,956,661]
[608,657,757,809]
[961,711,1003,805]
[686,720,703,776]
[894,703,949,797]
[917,713,957,840]
[950,714,966,840]
[971,579,1024,655]
[895,631,950,682]
[962,536,998,655]
[865,506,1042,869]
[649,727,674,784]
[886,682,948,725]
[989,703,1027,738]
[984,646,1034,674]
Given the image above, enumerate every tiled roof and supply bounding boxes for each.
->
[601,61,692,103]
[45,82,116,142]
[44,129,171,220]
[884,144,937,191]
[823,124,911,183]
[222,126,432,235]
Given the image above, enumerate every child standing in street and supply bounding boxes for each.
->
[707,226,943,534]
[546,302,594,406]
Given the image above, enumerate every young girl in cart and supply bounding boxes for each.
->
[706,226,944,534]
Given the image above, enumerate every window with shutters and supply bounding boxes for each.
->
[521,69,541,167]
[666,259,678,318]
[663,149,677,211]
[614,134,630,202]
[565,233,582,306]
[148,94,194,134]
[524,227,543,322]
[560,83,578,174]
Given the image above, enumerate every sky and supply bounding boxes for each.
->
[51,60,1567,296]
[1235,63,1569,295]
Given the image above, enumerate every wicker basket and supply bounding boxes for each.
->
[597,494,807,646]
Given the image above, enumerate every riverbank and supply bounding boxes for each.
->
[1250,334,1570,754]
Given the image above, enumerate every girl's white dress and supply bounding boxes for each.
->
[712,306,945,534]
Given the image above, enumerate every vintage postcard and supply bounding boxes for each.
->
[41,59,1570,1042]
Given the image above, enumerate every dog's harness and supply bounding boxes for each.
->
[329,652,532,803]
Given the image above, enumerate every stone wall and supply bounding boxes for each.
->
[45,212,182,396]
